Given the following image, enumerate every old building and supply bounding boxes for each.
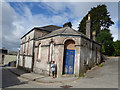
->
[0,48,17,65]
[18,25,61,71]
[17,15,102,77]
[0,48,8,64]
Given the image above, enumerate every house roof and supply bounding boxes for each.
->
[36,26,87,40]
[35,26,101,46]
[21,25,62,39]
[37,25,62,32]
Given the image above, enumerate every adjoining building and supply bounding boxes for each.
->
[0,48,8,64]
[0,48,17,66]
[17,15,102,77]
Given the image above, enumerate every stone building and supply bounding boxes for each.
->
[0,48,8,64]
[17,15,102,77]
[18,25,61,71]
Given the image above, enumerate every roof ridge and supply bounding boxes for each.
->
[35,26,87,41]
[71,28,85,36]
[61,27,68,34]
[40,25,62,28]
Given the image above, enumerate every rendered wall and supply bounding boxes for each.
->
[79,37,101,74]
[18,29,49,71]
[33,36,81,77]
[25,56,32,69]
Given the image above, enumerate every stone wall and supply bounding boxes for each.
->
[32,34,101,77]
[18,29,50,71]
[21,30,35,44]
[2,54,17,65]
[79,37,101,74]
[34,29,49,39]
[33,36,81,77]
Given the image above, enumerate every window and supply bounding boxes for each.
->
[24,37,26,54]
[49,41,54,62]
[27,37,30,55]
[37,44,41,62]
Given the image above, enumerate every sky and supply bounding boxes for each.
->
[1,1,119,51]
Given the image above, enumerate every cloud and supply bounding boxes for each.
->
[2,2,69,51]
[109,18,118,41]
[3,0,120,2]
[2,2,24,51]
[0,2,2,49]
[2,2,118,51]
[40,2,118,33]
[110,26,118,41]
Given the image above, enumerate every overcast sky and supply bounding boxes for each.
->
[1,1,119,51]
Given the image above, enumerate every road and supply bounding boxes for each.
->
[1,57,119,88]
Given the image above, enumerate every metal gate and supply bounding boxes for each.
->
[64,49,75,74]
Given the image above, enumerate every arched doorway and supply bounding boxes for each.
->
[63,40,75,74]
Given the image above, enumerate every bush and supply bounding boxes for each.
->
[79,73,85,77]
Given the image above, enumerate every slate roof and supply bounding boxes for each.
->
[21,25,62,39]
[36,26,86,40]
[38,25,62,32]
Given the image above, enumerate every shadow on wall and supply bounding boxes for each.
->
[8,61,16,67]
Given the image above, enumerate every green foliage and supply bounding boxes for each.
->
[79,73,85,77]
[78,4,114,35]
[98,62,104,67]
[78,4,116,56]
[78,4,120,56]
[113,40,120,56]
[97,29,115,56]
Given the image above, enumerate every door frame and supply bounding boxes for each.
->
[62,39,75,75]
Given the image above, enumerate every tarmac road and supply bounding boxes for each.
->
[1,57,119,88]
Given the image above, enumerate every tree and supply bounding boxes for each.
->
[78,4,115,56]
[78,4,114,35]
[113,40,120,56]
[96,29,114,56]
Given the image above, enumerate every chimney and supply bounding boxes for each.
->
[92,30,96,41]
[63,22,72,28]
[86,14,92,39]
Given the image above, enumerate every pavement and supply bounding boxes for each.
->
[6,66,79,84]
[1,56,119,88]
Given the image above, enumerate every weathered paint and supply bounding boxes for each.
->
[18,28,50,71]
[18,26,102,77]
[33,36,101,77]
[25,56,32,69]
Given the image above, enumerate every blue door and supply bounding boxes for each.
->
[64,49,75,74]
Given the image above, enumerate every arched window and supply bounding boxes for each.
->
[37,44,41,62]
[24,37,26,54]
[27,37,30,55]
[20,45,23,54]
[49,41,54,62]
